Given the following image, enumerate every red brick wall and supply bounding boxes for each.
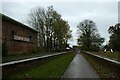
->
[2,18,38,54]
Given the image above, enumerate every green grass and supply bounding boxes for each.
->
[10,52,75,79]
[91,52,120,62]
[2,52,57,63]
[82,52,118,79]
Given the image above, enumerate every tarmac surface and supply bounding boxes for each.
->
[61,53,99,78]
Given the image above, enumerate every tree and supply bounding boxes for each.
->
[28,7,46,49]
[77,19,104,51]
[108,23,120,51]
[28,6,72,52]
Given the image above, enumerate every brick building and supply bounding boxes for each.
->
[2,14,38,54]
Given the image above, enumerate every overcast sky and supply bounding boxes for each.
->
[1,1,119,46]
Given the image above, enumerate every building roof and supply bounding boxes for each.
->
[1,13,38,33]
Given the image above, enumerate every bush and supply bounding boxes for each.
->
[36,47,46,53]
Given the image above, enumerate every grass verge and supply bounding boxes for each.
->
[7,51,75,79]
[2,52,57,63]
[91,52,120,62]
[82,52,119,79]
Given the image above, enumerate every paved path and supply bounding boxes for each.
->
[61,53,99,78]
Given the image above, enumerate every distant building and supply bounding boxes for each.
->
[72,45,79,51]
[2,13,38,54]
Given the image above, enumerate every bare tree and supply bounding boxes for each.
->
[28,6,72,52]
[77,19,104,51]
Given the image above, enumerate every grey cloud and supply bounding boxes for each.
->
[2,2,118,46]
